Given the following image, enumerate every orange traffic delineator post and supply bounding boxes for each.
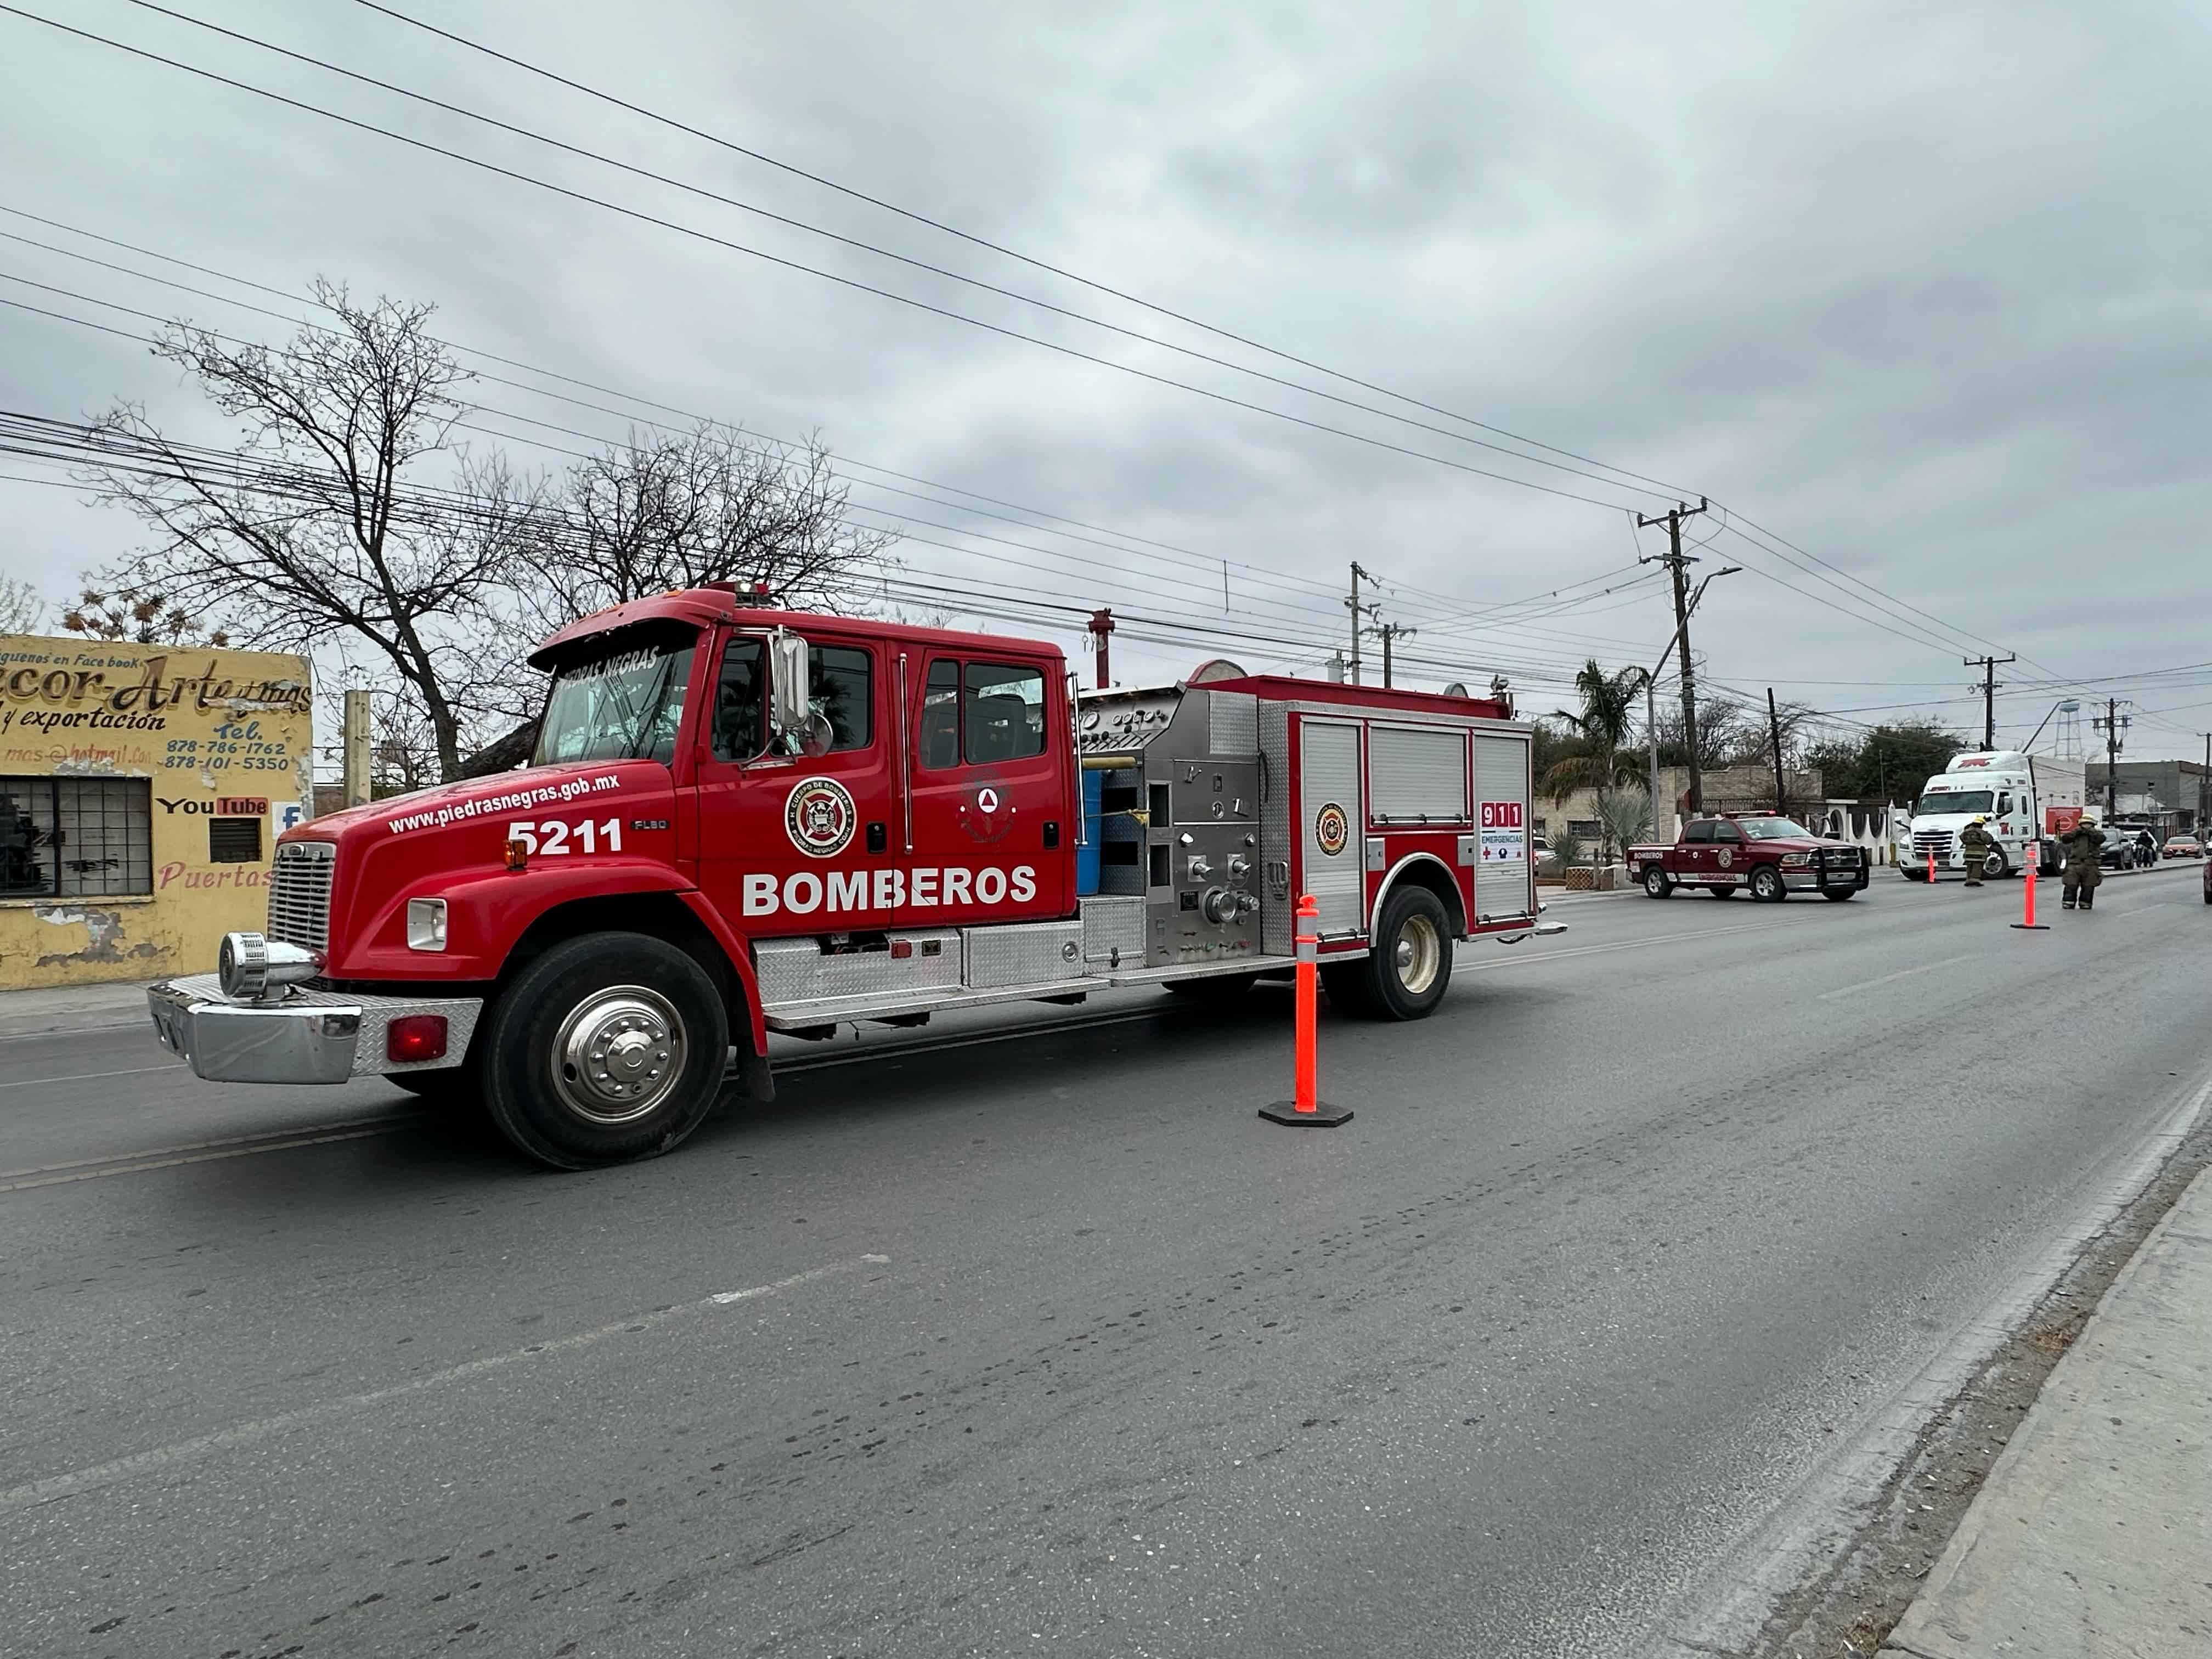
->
[1926,850,1936,883]
[1261,893,1352,1127]
[2011,848,2050,930]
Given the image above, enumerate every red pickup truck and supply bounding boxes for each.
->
[1626,814,1870,901]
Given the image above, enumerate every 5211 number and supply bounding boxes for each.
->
[506,817,623,855]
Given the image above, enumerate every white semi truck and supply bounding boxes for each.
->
[1903,750,2086,879]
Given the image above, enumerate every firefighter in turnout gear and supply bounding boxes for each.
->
[1958,816,1995,887]
[2061,815,2106,910]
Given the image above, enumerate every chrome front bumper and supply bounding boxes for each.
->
[148,974,483,1085]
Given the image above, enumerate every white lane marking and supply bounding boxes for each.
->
[0,1063,184,1092]
[0,1252,891,1511]
[2114,900,2179,915]
[1817,955,1976,1002]
[0,1117,424,1189]
[1462,917,1801,970]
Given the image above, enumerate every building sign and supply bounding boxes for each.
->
[0,635,312,991]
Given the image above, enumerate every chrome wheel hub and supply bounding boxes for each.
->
[551,985,686,1125]
[1393,915,1442,995]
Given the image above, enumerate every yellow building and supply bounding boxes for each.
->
[0,635,313,990]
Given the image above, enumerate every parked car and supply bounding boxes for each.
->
[1531,835,1564,879]
[2203,853,2211,904]
[2163,836,2203,859]
[2100,834,2138,871]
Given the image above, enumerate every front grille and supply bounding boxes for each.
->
[267,839,336,951]
[1912,830,1953,857]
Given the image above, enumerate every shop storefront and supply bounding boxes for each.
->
[0,634,312,989]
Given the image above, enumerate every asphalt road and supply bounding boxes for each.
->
[4,862,2208,1658]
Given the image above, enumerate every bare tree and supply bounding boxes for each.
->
[0,576,46,634]
[80,281,532,782]
[515,423,894,633]
[61,585,229,646]
[1654,693,1749,769]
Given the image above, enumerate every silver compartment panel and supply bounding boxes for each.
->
[966,919,1086,988]
[1079,895,1146,966]
[755,930,963,1009]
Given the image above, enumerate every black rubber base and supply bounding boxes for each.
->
[2009,922,2050,930]
[1260,1101,1353,1127]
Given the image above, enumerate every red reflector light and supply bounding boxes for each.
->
[387,1014,449,1064]
[889,939,913,959]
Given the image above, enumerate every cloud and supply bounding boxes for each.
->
[1,0,2206,746]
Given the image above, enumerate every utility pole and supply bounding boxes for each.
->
[1085,607,1115,689]
[1965,654,2015,750]
[1345,561,1379,684]
[2200,734,2209,836]
[1638,497,1712,813]
[1767,688,1788,819]
[1369,619,1415,689]
[2092,698,2130,820]
[341,689,372,808]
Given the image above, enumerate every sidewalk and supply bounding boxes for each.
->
[1879,1167,2212,1658]
[0,979,157,1040]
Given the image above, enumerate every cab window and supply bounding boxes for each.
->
[809,645,873,751]
[1711,822,1743,844]
[1683,821,1713,843]
[965,663,1045,761]
[921,659,961,769]
[712,639,872,761]
[710,639,764,760]
[919,658,1049,768]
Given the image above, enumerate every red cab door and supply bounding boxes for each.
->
[902,652,1069,924]
[693,629,899,934]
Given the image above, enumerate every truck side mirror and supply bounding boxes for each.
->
[767,631,830,758]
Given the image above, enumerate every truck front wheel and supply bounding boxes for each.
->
[1358,885,1454,1020]
[1750,866,1787,902]
[481,931,731,1170]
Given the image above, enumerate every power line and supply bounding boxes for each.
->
[0,4,1658,515]
[0,258,1685,667]
[104,0,1685,509]
[347,0,1703,505]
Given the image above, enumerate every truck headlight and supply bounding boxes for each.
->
[218,931,322,1002]
[407,899,449,952]
[1780,853,1811,867]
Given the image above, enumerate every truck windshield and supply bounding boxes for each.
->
[534,639,696,766]
[1919,791,1995,816]
[1735,817,1815,840]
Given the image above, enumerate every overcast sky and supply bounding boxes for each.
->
[2,1,2207,759]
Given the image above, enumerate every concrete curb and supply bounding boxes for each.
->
[1878,1167,2212,1657]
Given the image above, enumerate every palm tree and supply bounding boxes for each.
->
[1542,659,1647,862]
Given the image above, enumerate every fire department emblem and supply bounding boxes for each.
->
[785,776,856,858]
[1314,802,1350,857]
[1717,847,1734,869]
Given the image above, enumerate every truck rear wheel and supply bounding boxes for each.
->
[1357,885,1453,1020]
[1709,884,1737,898]
[1642,866,1673,898]
[481,931,730,1170]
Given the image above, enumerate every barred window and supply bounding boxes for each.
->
[0,777,154,898]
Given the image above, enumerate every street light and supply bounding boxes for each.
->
[1637,567,1741,841]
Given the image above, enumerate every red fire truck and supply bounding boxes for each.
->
[146,589,1554,1167]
